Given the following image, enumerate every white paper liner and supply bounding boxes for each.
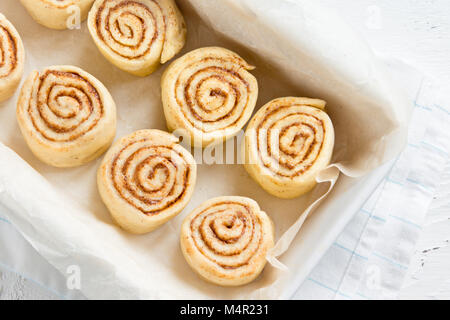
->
[0,0,411,299]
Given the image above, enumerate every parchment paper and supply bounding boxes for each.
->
[0,0,410,299]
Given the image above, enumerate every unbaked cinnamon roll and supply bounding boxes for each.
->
[87,0,186,76]
[243,97,334,199]
[0,14,25,102]
[161,47,258,147]
[180,196,274,286]
[16,65,117,167]
[20,0,95,30]
[97,129,197,234]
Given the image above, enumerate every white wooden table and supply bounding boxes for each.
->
[1,0,449,299]
[323,0,450,299]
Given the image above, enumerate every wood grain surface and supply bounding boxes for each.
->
[320,0,450,300]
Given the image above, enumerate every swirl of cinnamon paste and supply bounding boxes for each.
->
[88,0,186,76]
[0,14,24,102]
[161,47,259,147]
[16,65,117,167]
[20,0,95,30]
[243,97,335,199]
[180,196,274,286]
[97,129,197,234]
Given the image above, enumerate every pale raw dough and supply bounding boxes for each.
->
[20,0,95,30]
[87,0,186,76]
[16,65,117,167]
[180,196,274,286]
[243,97,335,199]
[97,129,197,234]
[161,46,258,147]
[0,14,25,102]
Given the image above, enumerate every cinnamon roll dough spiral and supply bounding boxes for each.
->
[243,97,334,199]
[20,0,95,30]
[0,14,24,102]
[180,196,274,286]
[16,65,117,167]
[88,0,186,76]
[97,129,197,234]
[161,47,258,147]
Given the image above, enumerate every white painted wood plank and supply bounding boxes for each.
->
[321,0,450,300]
